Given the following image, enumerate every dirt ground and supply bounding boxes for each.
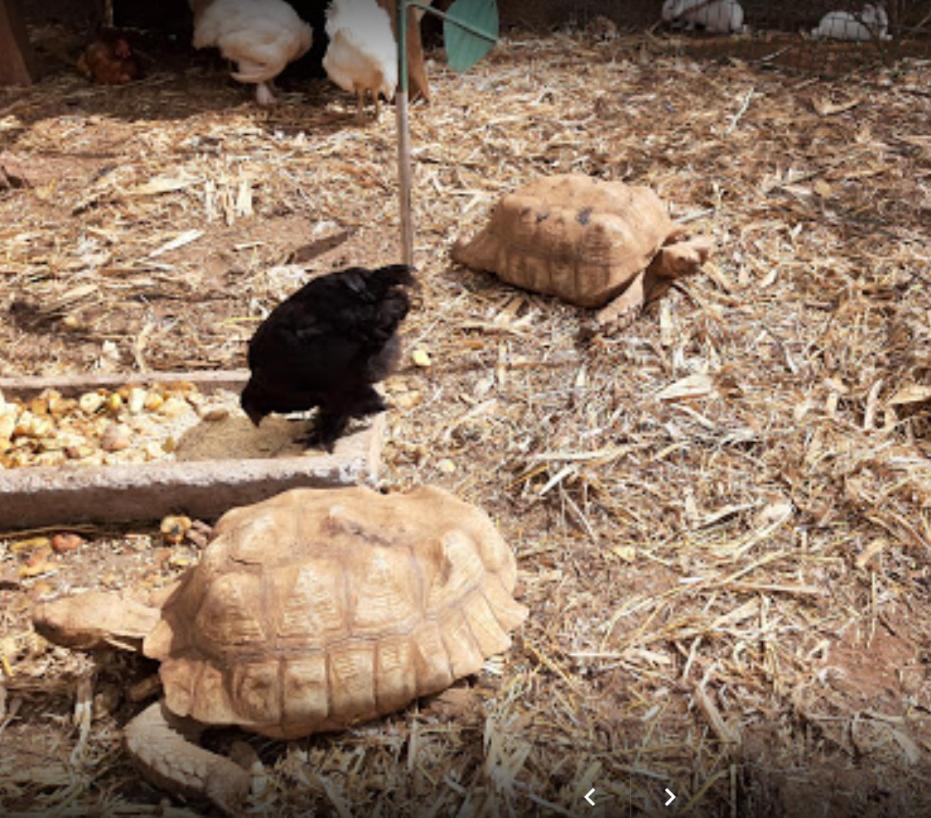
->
[1,21,930,818]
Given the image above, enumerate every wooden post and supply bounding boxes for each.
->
[0,0,37,86]
[378,0,431,102]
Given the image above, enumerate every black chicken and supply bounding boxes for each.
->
[241,263,415,451]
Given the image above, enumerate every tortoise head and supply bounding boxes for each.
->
[33,591,161,652]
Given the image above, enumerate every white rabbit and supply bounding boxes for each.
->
[811,4,891,41]
[662,0,745,34]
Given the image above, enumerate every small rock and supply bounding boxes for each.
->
[437,458,456,474]
[51,532,84,554]
[198,404,229,422]
[78,392,105,415]
[411,348,432,368]
[100,423,131,452]
[66,444,96,460]
[127,387,147,415]
[161,515,192,545]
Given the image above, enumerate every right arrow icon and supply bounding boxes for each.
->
[664,788,676,807]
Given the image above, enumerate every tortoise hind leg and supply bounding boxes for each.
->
[124,700,251,816]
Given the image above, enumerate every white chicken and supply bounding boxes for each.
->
[191,0,313,105]
[322,0,397,120]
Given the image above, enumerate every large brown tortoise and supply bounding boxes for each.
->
[452,173,712,332]
[33,485,527,814]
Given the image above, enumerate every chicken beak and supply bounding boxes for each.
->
[245,407,264,428]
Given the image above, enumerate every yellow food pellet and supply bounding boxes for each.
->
[144,392,164,411]
[411,349,432,368]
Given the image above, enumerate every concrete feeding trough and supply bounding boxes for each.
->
[0,370,384,531]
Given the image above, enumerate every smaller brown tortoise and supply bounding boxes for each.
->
[33,485,527,815]
[452,173,712,333]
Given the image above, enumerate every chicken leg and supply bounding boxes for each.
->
[300,386,387,452]
[255,81,276,106]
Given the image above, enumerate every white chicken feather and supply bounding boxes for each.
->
[322,0,397,120]
[192,0,313,105]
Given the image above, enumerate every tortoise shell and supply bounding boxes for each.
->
[143,485,527,739]
[452,174,676,308]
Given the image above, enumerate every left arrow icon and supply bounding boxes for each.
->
[584,788,596,806]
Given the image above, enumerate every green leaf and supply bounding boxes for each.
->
[443,0,498,73]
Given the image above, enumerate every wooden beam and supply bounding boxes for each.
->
[0,0,37,86]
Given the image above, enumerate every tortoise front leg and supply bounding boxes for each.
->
[124,700,251,816]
